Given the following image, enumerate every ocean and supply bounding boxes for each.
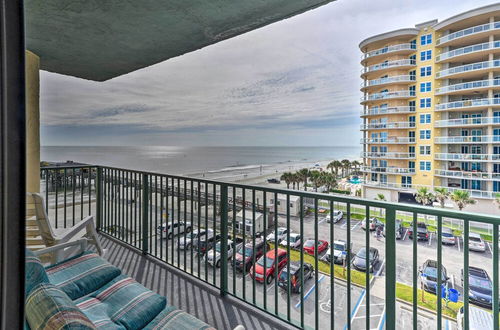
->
[41,146,361,180]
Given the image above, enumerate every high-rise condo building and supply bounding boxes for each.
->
[359,4,500,214]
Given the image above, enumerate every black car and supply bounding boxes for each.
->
[277,262,314,293]
[352,247,379,273]
[194,234,222,255]
[461,267,492,309]
[419,259,449,294]
[408,222,429,241]
[267,178,280,184]
[232,239,270,272]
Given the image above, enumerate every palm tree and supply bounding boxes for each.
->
[351,160,362,174]
[292,173,300,190]
[309,170,322,192]
[327,160,340,177]
[495,193,500,210]
[451,190,476,211]
[298,168,310,191]
[434,187,450,208]
[341,159,351,177]
[414,187,434,207]
[280,172,292,189]
[375,193,386,216]
[323,173,337,192]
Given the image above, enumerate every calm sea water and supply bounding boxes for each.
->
[41,146,361,176]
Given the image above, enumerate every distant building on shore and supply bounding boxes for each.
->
[359,4,500,214]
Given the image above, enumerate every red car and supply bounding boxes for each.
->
[250,248,288,284]
[303,239,329,255]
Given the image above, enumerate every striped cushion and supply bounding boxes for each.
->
[74,275,166,330]
[26,249,49,296]
[25,283,96,330]
[144,306,215,330]
[46,251,121,300]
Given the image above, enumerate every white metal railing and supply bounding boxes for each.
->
[363,181,498,198]
[361,136,416,144]
[362,90,415,102]
[435,79,500,95]
[362,166,416,174]
[437,21,500,45]
[435,169,500,180]
[434,135,500,143]
[361,106,415,116]
[435,153,499,161]
[435,98,500,111]
[436,41,500,62]
[362,43,416,60]
[436,59,500,78]
[362,152,415,159]
[362,75,415,88]
[434,116,500,127]
[361,122,416,130]
[361,59,416,74]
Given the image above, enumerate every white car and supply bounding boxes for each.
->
[441,227,456,245]
[204,240,238,268]
[157,221,192,239]
[326,210,344,223]
[324,240,352,264]
[468,233,486,252]
[178,229,213,250]
[266,227,289,243]
[280,233,301,249]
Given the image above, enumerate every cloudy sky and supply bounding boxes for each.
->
[40,0,497,147]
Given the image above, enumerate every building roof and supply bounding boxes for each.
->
[359,28,419,50]
[25,0,334,81]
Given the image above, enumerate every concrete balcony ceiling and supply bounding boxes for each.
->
[25,0,334,81]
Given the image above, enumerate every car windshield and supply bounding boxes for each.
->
[356,248,375,260]
[289,236,298,242]
[470,277,492,289]
[238,246,254,257]
[442,232,453,237]
[333,211,340,216]
[189,231,201,238]
[215,243,222,253]
[304,240,315,248]
[469,236,482,242]
[334,244,346,251]
[278,228,286,235]
[423,266,437,277]
[257,256,276,267]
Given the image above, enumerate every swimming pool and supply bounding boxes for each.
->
[349,178,363,184]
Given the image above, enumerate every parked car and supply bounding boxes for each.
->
[382,220,404,239]
[461,267,492,309]
[361,217,382,231]
[250,248,288,284]
[468,233,486,252]
[326,210,344,223]
[157,221,192,239]
[408,222,429,241]
[267,178,280,184]
[419,259,449,294]
[457,305,493,330]
[303,239,329,255]
[352,247,379,273]
[233,239,270,272]
[277,262,314,293]
[324,240,352,264]
[178,228,213,250]
[266,227,289,243]
[204,239,241,268]
[441,227,456,245]
[194,233,222,255]
[280,233,302,249]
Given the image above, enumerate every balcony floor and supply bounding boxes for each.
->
[100,234,290,330]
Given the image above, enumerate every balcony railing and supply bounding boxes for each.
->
[435,79,500,95]
[436,40,500,62]
[361,136,416,144]
[436,59,500,79]
[361,106,415,116]
[434,135,500,144]
[361,90,415,103]
[361,121,416,130]
[435,169,500,180]
[362,75,415,88]
[40,165,500,330]
[361,59,416,75]
[435,153,499,161]
[362,43,416,60]
[437,21,500,45]
[361,166,415,174]
[435,98,500,111]
[434,116,500,127]
[361,152,415,159]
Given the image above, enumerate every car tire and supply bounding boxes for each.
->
[168,233,173,239]
[216,260,221,268]
[266,275,274,285]
[187,243,192,249]
[186,226,192,233]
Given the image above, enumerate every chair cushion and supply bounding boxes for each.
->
[143,305,215,330]
[46,250,121,300]
[74,275,166,330]
[26,249,50,296]
[25,282,96,330]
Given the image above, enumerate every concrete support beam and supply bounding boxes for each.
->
[26,50,40,193]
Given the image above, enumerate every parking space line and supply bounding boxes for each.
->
[487,242,492,254]
[343,289,365,330]
[457,237,460,252]
[428,233,433,246]
[341,221,347,229]
[295,274,325,308]
[351,221,361,231]
[266,283,275,292]
[353,314,383,319]
[402,229,408,241]
[318,218,327,225]
[377,308,386,330]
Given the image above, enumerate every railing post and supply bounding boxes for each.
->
[385,207,396,330]
[142,173,149,254]
[219,183,228,296]
[96,167,102,231]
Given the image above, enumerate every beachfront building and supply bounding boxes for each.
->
[360,3,500,214]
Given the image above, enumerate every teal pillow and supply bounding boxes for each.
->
[25,249,49,296]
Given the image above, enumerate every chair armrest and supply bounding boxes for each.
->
[33,238,88,262]
[58,215,96,242]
